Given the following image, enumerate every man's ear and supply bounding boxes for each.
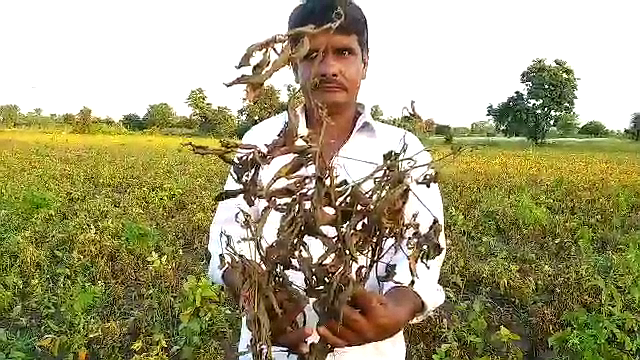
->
[362,54,369,80]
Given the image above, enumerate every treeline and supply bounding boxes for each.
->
[0,85,293,138]
[2,76,638,142]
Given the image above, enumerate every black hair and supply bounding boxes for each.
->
[288,0,369,58]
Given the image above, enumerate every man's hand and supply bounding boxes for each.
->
[317,287,423,348]
[269,290,312,355]
[223,268,312,354]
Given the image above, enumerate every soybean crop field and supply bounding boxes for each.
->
[1,131,640,360]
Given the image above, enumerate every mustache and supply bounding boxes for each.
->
[313,78,347,90]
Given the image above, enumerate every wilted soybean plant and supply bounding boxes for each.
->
[183,6,445,360]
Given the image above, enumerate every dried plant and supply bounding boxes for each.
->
[183,5,453,360]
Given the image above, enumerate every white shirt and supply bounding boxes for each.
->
[207,104,447,360]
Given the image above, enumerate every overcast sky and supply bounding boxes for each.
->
[1,0,638,130]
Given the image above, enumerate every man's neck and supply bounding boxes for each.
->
[305,102,359,161]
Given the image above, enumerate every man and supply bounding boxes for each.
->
[208,1,447,358]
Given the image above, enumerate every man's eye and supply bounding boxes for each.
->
[304,51,319,60]
[339,49,353,57]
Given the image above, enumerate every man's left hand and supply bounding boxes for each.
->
[316,287,423,348]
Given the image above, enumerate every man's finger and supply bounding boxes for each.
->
[348,288,382,315]
[280,299,307,328]
[317,326,348,348]
[276,327,313,354]
[340,304,367,331]
[325,320,360,345]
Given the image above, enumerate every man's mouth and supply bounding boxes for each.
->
[315,84,346,92]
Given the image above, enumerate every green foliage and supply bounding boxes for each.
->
[487,91,529,137]
[61,113,75,125]
[370,105,384,121]
[237,85,286,137]
[435,124,452,136]
[199,107,237,139]
[0,105,20,128]
[73,106,94,134]
[627,113,640,141]
[144,103,176,129]
[579,120,608,137]
[122,113,146,131]
[470,121,495,136]
[185,88,237,138]
[452,127,470,136]
[487,59,579,143]
[556,113,581,137]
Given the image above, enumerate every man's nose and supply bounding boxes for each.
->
[317,54,339,79]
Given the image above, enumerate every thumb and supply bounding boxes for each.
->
[276,327,313,354]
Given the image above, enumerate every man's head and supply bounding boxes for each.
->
[288,0,369,112]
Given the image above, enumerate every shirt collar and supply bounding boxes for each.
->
[295,102,377,138]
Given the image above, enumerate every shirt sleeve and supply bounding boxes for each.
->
[378,134,447,323]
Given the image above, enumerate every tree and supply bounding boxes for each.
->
[237,84,286,136]
[34,108,43,117]
[629,113,640,141]
[470,120,495,136]
[61,113,76,125]
[487,91,529,137]
[579,120,608,137]
[199,106,237,139]
[174,115,200,130]
[143,103,175,129]
[74,106,94,133]
[452,127,470,136]
[100,116,116,125]
[435,124,452,136]
[370,105,384,121]
[487,58,579,144]
[185,88,209,130]
[555,113,580,137]
[122,113,145,131]
[186,88,237,136]
[0,105,20,128]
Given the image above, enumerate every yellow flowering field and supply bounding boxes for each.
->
[1,131,640,359]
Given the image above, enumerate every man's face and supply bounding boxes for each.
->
[294,31,368,110]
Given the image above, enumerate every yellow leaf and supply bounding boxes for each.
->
[78,349,88,360]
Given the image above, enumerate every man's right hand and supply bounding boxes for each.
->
[223,268,311,354]
[269,289,312,354]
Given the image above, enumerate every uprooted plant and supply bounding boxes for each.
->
[183,4,454,360]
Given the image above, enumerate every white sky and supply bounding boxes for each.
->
[1,0,638,130]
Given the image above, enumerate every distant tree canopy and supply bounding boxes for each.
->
[73,106,94,133]
[121,113,144,131]
[452,127,470,136]
[487,58,579,143]
[200,107,237,139]
[186,88,237,138]
[435,124,452,136]
[470,120,496,136]
[144,103,175,129]
[0,105,20,128]
[628,113,640,141]
[579,120,608,137]
[555,113,581,137]
[237,84,286,137]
